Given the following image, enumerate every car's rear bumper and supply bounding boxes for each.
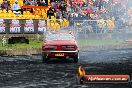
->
[42,50,79,58]
[42,50,78,53]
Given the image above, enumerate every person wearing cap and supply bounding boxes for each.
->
[12,0,23,15]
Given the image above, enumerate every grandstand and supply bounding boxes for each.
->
[0,0,70,31]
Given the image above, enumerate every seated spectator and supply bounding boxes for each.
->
[47,7,55,19]
[87,7,93,19]
[12,0,23,15]
[25,0,37,5]
[82,1,87,7]
[24,0,32,5]
[30,0,37,5]
[1,0,10,11]
[38,0,46,6]
[24,0,35,13]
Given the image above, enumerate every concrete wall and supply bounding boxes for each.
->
[0,48,41,56]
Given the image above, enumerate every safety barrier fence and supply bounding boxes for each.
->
[71,20,132,34]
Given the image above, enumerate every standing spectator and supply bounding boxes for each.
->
[12,0,23,15]
[1,0,10,11]
[47,7,55,19]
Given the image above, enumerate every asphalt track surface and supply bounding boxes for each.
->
[0,48,132,88]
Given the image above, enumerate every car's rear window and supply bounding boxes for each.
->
[45,33,74,41]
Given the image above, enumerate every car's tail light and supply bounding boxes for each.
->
[42,46,57,51]
[62,45,77,51]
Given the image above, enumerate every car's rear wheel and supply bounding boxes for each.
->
[80,76,86,84]
[42,55,48,63]
[73,53,79,63]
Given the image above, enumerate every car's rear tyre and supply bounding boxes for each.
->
[42,55,48,63]
[80,76,86,84]
[73,53,79,63]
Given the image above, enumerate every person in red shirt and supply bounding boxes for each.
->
[87,7,93,19]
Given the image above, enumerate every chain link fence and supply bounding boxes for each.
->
[66,20,132,51]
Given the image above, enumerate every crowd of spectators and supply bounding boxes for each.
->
[0,0,131,30]
[47,0,69,19]
[0,0,48,15]
[67,0,131,20]
[0,0,69,19]
[67,0,132,29]
[23,0,47,6]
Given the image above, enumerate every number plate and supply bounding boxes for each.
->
[55,53,64,56]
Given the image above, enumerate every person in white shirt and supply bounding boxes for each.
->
[12,0,23,14]
[2,36,6,46]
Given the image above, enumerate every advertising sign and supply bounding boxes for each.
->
[38,20,46,33]
[0,19,6,33]
[10,19,21,33]
[0,19,47,34]
[24,20,34,33]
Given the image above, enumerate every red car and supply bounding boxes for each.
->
[42,31,79,63]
